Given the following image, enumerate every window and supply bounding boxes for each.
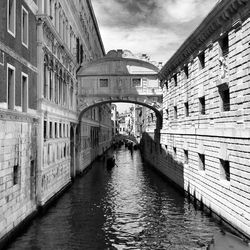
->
[7,64,15,110]
[184,102,189,117]
[21,73,28,112]
[184,150,188,164]
[165,109,169,120]
[219,87,230,112]
[220,159,230,181]
[100,79,108,87]
[198,51,205,69]
[184,65,189,79]
[13,165,19,185]
[150,113,154,122]
[164,80,168,91]
[59,123,62,137]
[173,74,177,86]
[219,34,229,57]
[55,122,57,138]
[7,0,16,37]
[173,147,177,158]
[174,106,177,119]
[132,78,141,87]
[44,120,47,139]
[21,6,28,47]
[198,153,205,171]
[50,122,53,138]
[0,50,4,66]
[199,96,205,115]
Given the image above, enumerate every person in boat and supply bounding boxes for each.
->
[107,156,115,169]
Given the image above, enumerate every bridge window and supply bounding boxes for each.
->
[198,51,205,69]
[198,153,205,171]
[199,96,205,115]
[220,159,230,181]
[132,78,141,87]
[99,79,108,87]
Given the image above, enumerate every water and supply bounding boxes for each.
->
[7,147,230,250]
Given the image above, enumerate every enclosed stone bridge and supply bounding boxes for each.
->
[77,50,163,125]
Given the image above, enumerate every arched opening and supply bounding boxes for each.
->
[78,99,162,131]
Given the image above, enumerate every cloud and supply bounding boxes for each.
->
[92,0,218,62]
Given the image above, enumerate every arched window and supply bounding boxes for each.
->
[63,72,67,105]
[49,59,53,101]
[59,69,63,104]
[70,81,73,108]
[43,55,49,99]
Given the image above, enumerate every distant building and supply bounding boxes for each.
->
[111,104,119,136]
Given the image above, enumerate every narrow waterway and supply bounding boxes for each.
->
[6,147,243,250]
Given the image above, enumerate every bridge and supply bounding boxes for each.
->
[77,50,163,125]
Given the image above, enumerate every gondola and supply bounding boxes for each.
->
[106,157,115,170]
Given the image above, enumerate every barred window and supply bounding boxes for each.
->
[100,79,108,87]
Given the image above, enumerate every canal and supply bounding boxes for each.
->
[6,146,246,249]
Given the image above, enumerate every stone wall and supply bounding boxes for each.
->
[153,0,250,238]
[0,115,37,239]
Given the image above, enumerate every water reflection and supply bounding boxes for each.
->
[8,147,225,250]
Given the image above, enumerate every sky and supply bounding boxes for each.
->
[92,0,218,64]
[91,0,218,113]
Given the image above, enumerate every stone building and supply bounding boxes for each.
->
[78,105,113,171]
[0,0,38,241]
[111,104,119,136]
[148,0,250,238]
[35,0,105,206]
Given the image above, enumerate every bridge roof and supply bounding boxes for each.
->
[78,50,159,77]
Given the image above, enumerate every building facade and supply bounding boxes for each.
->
[78,104,113,172]
[0,0,38,241]
[0,0,108,244]
[145,0,250,238]
[35,0,105,206]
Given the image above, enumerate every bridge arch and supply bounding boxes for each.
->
[77,49,163,128]
[78,99,163,129]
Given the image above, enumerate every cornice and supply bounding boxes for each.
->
[159,0,248,79]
